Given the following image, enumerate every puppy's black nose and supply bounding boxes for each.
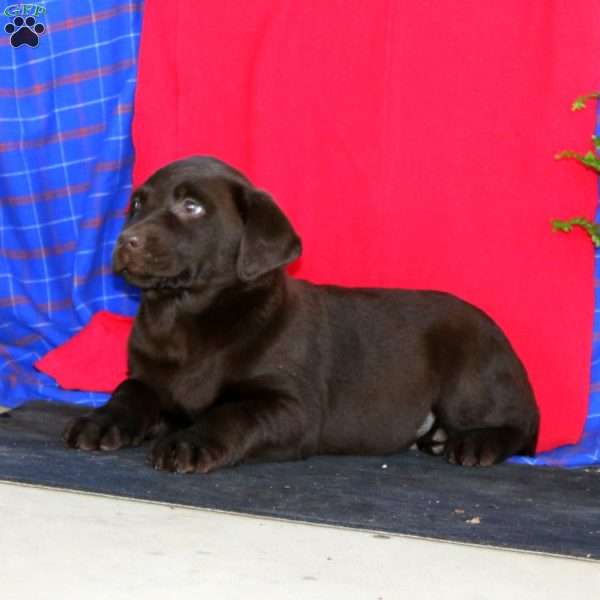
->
[120,234,140,249]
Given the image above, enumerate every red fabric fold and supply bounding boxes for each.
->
[35,311,133,393]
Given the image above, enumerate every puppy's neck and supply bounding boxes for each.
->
[137,270,288,343]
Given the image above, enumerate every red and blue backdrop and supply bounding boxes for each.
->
[1,0,599,466]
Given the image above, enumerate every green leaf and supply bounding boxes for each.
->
[551,219,573,233]
[571,92,600,111]
[553,95,600,250]
[581,151,600,172]
[555,149,600,173]
[552,217,600,247]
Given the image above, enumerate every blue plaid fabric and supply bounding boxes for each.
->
[0,0,142,408]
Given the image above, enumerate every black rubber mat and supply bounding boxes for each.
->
[1,401,599,559]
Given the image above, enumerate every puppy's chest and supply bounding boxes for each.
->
[136,325,188,362]
[130,326,221,398]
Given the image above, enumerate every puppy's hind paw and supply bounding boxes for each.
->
[445,427,524,467]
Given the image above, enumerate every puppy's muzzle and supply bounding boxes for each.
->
[114,231,149,274]
[119,232,141,250]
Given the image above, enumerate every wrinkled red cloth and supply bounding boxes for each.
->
[37,1,600,453]
[35,311,133,393]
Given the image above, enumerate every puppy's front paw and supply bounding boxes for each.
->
[63,414,142,451]
[151,434,228,474]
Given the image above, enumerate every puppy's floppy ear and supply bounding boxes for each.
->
[236,188,302,282]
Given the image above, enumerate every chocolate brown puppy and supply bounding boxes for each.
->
[64,156,539,473]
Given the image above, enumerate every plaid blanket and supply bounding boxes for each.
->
[0,0,142,408]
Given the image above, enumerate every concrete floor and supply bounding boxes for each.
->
[1,481,598,599]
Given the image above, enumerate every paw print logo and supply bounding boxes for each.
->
[5,16,45,48]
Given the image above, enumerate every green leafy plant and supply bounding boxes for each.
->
[552,217,600,247]
[571,92,600,112]
[551,93,600,247]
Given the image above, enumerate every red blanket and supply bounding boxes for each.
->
[39,1,600,453]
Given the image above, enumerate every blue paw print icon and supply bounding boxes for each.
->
[5,16,46,48]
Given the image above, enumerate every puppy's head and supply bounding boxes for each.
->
[113,156,301,293]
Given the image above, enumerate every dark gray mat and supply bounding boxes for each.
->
[1,401,599,559]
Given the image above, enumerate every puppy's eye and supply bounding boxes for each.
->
[182,198,206,217]
[130,197,143,213]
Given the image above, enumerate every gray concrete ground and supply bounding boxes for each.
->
[1,481,598,599]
